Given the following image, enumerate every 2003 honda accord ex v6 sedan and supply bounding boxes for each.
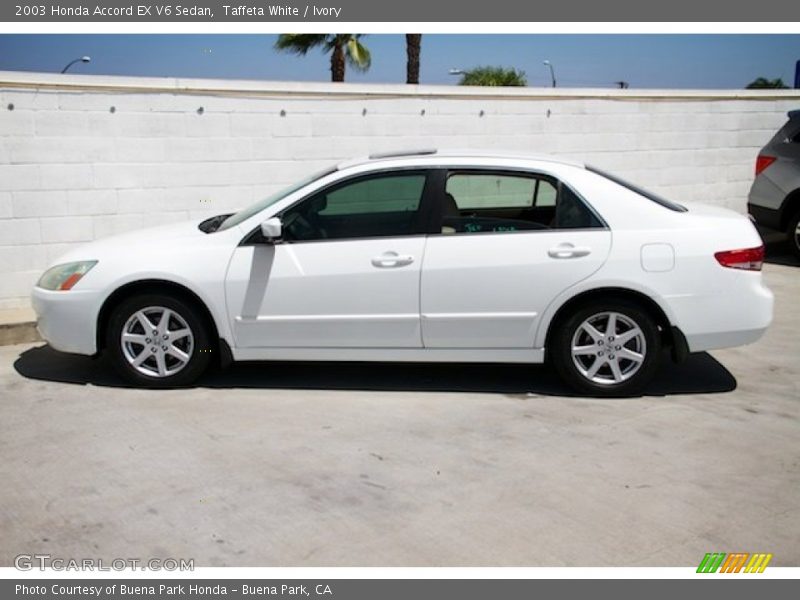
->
[32,151,773,395]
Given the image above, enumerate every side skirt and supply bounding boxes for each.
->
[231,346,545,364]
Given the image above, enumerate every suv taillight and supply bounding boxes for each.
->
[714,246,764,271]
[755,155,776,176]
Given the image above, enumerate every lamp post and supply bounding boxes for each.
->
[448,68,465,85]
[61,56,91,74]
[543,60,556,88]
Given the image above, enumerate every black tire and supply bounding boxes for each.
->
[550,299,661,397]
[105,293,212,387]
[787,210,800,260]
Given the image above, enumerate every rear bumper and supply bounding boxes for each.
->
[747,202,782,232]
[31,287,100,355]
[669,273,774,353]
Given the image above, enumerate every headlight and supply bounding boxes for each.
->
[37,261,98,291]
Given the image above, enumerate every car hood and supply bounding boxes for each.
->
[49,218,209,266]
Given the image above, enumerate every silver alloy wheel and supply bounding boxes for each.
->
[570,311,647,386]
[794,220,800,251]
[121,306,194,378]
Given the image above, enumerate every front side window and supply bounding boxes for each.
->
[281,172,428,242]
[441,171,601,234]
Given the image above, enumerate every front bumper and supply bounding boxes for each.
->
[31,286,100,355]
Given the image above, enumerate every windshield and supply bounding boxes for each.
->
[217,166,337,232]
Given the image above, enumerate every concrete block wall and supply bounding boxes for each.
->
[1,71,799,310]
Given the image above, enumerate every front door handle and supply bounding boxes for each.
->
[371,251,414,268]
[548,243,591,259]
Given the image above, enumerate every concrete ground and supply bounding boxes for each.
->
[1,248,798,568]
[0,306,38,346]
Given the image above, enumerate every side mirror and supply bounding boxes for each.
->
[260,217,283,242]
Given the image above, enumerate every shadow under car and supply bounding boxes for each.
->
[13,344,736,397]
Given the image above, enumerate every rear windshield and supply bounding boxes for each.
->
[788,120,800,143]
[587,166,688,213]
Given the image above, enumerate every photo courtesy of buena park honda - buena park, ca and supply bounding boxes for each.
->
[0,1,799,598]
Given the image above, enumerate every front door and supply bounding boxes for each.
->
[225,170,433,348]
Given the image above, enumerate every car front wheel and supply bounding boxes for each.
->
[551,300,661,396]
[106,294,212,387]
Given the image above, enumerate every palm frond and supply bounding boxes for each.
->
[274,34,328,56]
[346,38,372,72]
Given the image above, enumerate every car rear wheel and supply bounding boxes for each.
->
[788,210,800,260]
[551,300,661,397]
[106,294,212,387]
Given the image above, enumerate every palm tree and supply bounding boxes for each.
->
[275,34,371,82]
[406,34,422,84]
[745,77,789,89]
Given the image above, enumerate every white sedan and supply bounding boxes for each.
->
[31,151,773,396]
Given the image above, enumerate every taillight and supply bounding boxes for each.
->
[714,245,764,271]
[755,155,776,176]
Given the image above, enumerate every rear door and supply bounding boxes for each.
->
[420,168,612,348]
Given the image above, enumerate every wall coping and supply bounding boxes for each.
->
[2,70,800,101]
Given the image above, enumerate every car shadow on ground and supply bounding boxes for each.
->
[13,345,736,397]
[764,239,800,267]
[758,228,800,267]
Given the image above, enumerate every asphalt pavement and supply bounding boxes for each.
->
[1,249,797,567]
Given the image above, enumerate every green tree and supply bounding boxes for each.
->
[406,34,422,84]
[745,77,789,89]
[275,34,371,82]
[459,66,527,87]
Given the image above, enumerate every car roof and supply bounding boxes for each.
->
[789,109,800,120]
[336,149,586,171]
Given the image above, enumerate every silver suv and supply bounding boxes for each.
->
[748,109,800,258]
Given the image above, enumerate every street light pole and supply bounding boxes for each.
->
[543,60,556,88]
[61,56,91,74]
[448,68,465,85]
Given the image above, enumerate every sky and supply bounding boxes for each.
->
[0,34,798,89]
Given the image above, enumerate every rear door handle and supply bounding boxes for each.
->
[371,251,414,268]
[548,243,591,259]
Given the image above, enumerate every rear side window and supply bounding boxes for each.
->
[587,166,688,213]
[786,111,800,143]
[447,173,535,209]
[440,171,603,235]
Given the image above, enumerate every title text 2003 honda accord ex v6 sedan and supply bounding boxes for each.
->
[32,151,773,396]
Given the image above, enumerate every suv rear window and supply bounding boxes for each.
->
[587,166,688,213]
